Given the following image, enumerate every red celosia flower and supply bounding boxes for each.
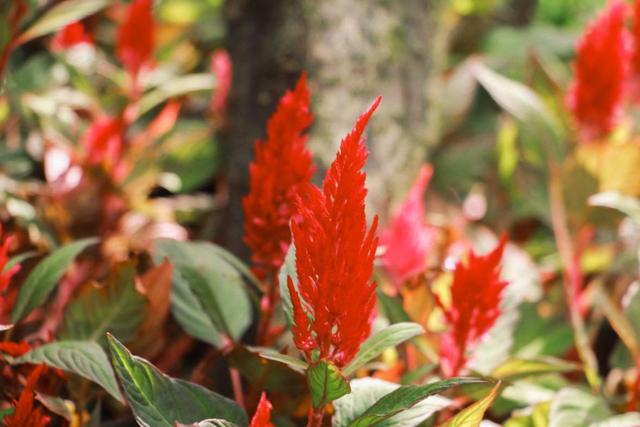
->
[0,341,31,358]
[210,49,233,118]
[440,235,508,377]
[0,225,20,315]
[82,116,125,166]
[567,0,630,141]
[380,165,436,289]
[51,21,93,51]
[243,74,314,279]
[249,392,274,427]
[287,96,381,367]
[116,0,155,82]
[630,0,640,101]
[4,365,51,427]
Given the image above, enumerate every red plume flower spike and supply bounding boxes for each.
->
[116,0,155,83]
[630,0,640,101]
[249,392,274,427]
[440,235,508,377]
[82,116,125,167]
[243,74,314,279]
[380,164,435,289]
[51,21,93,51]
[4,365,51,427]
[210,49,233,118]
[0,224,20,316]
[567,0,630,141]
[288,96,381,367]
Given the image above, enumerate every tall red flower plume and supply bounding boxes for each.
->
[287,96,381,367]
[51,21,93,51]
[0,225,20,316]
[567,0,630,141]
[440,235,508,377]
[116,0,155,81]
[82,116,125,166]
[630,0,640,101]
[3,365,51,427]
[380,165,436,288]
[243,74,314,279]
[210,49,233,118]
[249,392,274,427]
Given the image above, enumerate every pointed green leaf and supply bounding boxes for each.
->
[490,357,578,381]
[14,341,123,403]
[548,387,611,427]
[138,75,215,117]
[107,335,247,427]
[348,378,487,427]
[343,323,424,377]
[58,262,145,344]
[442,381,501,427]
[308,361,351,408]
[16,0,111,45]
[12,238,99,323]
[251,346,308,374]
[278,244,297,326]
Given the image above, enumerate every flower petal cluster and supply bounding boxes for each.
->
[243,74,314,279]
[288,97,381,367]
[249,392,274,427]
[116,0,155,81]
[51,21,93,51]
[380,165,435,288]
[82,116,125,166]
[440,235,508,377]
[567,0,630,140]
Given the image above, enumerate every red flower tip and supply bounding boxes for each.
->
[51,21,93,51]
[116,0,155,81]
[249,392,274,427]
[243,74,314,279]
[0,341,31,358]
[440,234,508,377]
[0,224,20,317]
[567,0,630,141]
[380,164,435,288]
[289,97,381,367]
[4,365,51,427]
[82,116,125,166]
[210,49,233,117]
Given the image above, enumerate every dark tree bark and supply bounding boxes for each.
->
[222,0,308,259]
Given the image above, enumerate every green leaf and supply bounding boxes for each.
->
[308,361,351,408]
[342,323,424,377]
[347,378,487,427]
[14,341,123,403]
[154,239,252,348]
[58,262,146,344]
[138,74,215,117]
[107,334,247,427]
[251,346,308,374]
[333,377,451,427]
[589,192,640,224]
[278,244,297,326]
[376,289,412,324]
[442,381,501,427]
[490,357,577,381]
[16,0,111,45]
[548,387,612,427]
[589,413,640,427]
[12,238,98,323]
[5,250,38,273]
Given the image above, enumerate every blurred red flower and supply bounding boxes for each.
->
[51,21,93,51]
[249,393,274,427]
[82,116,125,167]
[210,49,233,118]
[288,97,381,367]
[440,235,508,377]
[0,225,20,317]
[567,0,630,141]
[3,365,51,427]
[243,74,314,279]
[116,0,155,83]
[380,165,435,289]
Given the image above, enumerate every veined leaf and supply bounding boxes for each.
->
[308,361,351,408]
[16,0,111,45]
[107,335,247,427]
[442,381,501,427]
[333,377,451,427]
[589,413,640,427]
[12,238,98,323]
[278,244,297,326]
[347,377,487,427]
[490,357,578,381]
[251,346,308,374]
[342,323,424,377]
[58,262,145,344]
[15,341,123,403]
[548,387,611,427]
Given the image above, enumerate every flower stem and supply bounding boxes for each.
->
[306,406,325,427]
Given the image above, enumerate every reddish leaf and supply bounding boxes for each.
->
[0,225,21,319]
[3,365,51,427]
[82,115,125,166]
[289,96,381,367]
[51,21,93,51]
[210,49,232,118]
[249,392,274,427]
[116,0,155,81]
